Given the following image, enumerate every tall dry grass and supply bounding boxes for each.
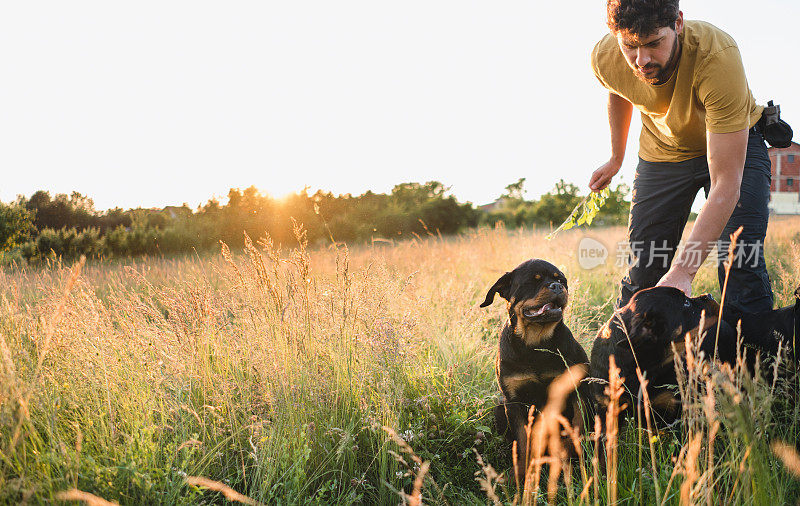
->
[0,217,798,504]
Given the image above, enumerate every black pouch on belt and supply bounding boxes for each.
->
[758,100,793,148]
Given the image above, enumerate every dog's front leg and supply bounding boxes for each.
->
[513,416,530,488]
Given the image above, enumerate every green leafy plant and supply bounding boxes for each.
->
[546,187,610,240]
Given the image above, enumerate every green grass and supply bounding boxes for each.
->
[0,218,799,505]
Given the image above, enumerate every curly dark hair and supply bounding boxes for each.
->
[607,0,680,36]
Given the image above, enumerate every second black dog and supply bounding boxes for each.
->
[589,286,733,426]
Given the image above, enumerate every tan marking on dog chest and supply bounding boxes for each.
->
[502,373,542,398]
[515,320,558,346]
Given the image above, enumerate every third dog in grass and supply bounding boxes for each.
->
[480,259,588,483]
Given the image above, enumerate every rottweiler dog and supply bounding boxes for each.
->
[589,286,733,426]
[480,259,588,481]
[723,286,800,362]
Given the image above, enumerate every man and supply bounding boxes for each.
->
[589,0,773,319]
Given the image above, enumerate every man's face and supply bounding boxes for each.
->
[615,12,684,85]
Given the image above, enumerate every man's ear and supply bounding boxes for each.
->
[480,271,513,308]
[675,10,684,35]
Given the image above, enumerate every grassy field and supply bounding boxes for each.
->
[1,217,799,505]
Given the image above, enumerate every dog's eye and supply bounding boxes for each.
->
[683,299,691,308]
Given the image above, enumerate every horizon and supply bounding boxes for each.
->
[8,176,617,212]
[2,1,797,212]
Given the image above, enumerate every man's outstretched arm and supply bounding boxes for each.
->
[657,128,749,295]
[590,93,633,192]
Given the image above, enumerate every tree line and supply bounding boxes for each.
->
[0,180,630,264]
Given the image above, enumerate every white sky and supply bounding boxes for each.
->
[1,1,797,211]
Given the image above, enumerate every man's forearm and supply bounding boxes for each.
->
[590,94,634,191]
[670,129,748,276]
[608,93,633,164]
[673,185,740,275]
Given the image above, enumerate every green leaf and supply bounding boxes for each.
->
[546,187,611,240]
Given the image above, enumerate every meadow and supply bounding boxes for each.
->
[1,217,799,505]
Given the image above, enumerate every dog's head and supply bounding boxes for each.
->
[480,259,569,345]
[618,287,719,351]
[593,286,721,422]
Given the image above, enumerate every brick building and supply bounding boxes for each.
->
[768,141,800,214]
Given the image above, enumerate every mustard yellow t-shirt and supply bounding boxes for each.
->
[591,20,763,163]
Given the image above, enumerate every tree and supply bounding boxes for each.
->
[530,180,582,225]
[22,190,98,231]
[0,203,34,252]
[390,181,448,208]
[502,178,527,202]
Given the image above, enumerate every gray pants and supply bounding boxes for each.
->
[617,127,773,318]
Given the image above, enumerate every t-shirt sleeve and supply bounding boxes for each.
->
[695,46,753,133]
[590,39,611,90]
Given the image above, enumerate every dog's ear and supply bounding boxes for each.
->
[794,285,800,301]
[480,271,513,307]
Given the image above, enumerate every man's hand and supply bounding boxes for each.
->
[589,159,621,192]
[656,266,694,297]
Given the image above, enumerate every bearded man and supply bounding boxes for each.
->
[589,0,774,319]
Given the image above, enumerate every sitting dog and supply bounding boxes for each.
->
[480,259,588,483]
[589,286,734,426]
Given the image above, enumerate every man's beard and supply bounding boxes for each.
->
[635,35,680,85]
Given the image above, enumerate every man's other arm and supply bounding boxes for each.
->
[589,93,633,192]
[657,128,748,295]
